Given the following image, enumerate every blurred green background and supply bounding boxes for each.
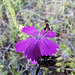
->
[0,0,75,75]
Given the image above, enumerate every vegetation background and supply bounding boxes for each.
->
[0,0,75,75]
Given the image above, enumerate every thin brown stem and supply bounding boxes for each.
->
[35,65,41,75]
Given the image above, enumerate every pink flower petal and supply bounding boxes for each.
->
[24,38,41,61]
[21,26,39,37]
[39,38,59,56]
[15,38,34,52]
[30,60,37,64]
[40,29,56,38]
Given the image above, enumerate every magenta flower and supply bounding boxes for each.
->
[15,26,59,64]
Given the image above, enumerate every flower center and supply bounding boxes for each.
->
[36,33,43,40]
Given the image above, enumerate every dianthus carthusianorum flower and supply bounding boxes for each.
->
[15,25,59,64]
